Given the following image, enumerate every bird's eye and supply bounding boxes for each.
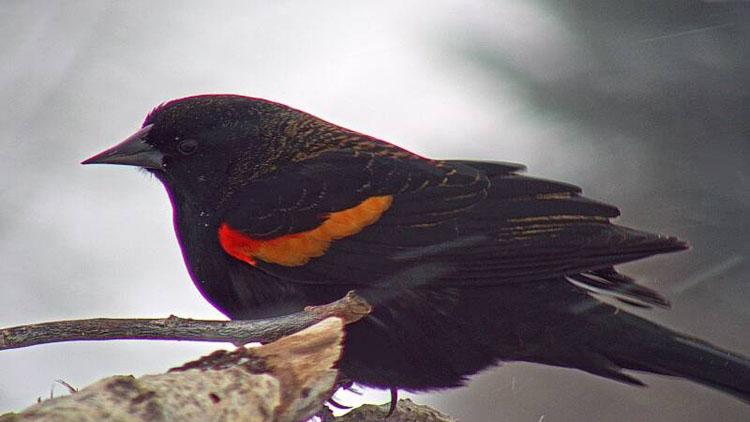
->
[177,139,199,155]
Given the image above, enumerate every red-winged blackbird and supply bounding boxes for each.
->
[84,94,749,403]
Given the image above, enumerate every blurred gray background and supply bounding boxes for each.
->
[1,1,748,421]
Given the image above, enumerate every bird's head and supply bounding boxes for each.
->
[83,95,342,207]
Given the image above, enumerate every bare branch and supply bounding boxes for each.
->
[0,291,370,351]
[0,292,457,421]
[1,318,346,422]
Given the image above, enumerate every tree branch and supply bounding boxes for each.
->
[0,291,457,421]
[1,318,347,422]
[0,291,370,351]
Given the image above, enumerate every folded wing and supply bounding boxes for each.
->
[219,153,686,307]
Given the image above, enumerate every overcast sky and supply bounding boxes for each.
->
[1,1,748,421]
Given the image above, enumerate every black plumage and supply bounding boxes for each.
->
[83,94,750,403]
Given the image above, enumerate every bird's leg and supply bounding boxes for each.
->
[386,387,399,417]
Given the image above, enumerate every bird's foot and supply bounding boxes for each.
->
[327,397,352,410]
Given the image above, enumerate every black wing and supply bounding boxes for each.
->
[221,153,685,306]
[220,150,488,238]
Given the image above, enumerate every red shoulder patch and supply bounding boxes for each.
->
[218,195,393,267]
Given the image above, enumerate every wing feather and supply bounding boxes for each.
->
[220,156,686,306]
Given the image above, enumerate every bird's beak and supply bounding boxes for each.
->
[82,124,163,169]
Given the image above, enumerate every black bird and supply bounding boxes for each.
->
[84,94,750,405]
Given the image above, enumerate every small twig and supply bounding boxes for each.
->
[54,380,78,394]
[0,291,370,351]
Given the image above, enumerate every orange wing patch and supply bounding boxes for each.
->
[218,195,393,267]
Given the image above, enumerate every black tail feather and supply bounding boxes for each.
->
[583,308,750,403]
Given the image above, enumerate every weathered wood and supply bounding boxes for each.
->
[0,318,345,422]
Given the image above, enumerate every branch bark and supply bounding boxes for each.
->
[1,318,346,422]
[0,291,456,421]
[0,291,370,351]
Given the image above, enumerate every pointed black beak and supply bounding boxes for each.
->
[82,124,164,169]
